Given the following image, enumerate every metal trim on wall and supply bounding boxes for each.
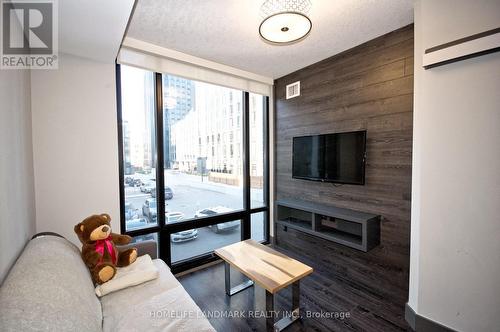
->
[263,96,270,243]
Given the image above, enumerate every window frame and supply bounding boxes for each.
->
[116,64,270,273]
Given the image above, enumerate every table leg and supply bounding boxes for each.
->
[292,280,300,318]
[269,280,301,332]
[224,262,254,296]
[266,290,275,331]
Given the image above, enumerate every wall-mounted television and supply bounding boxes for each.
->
[292,130,367,185]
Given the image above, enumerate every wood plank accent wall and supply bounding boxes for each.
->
[274,25,414,330]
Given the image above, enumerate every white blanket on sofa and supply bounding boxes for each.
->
[100,259,215,332]
[95,254,159,297]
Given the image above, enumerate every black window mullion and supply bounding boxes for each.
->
[165,210,247,232]
[242,91,251,240]
[159,230,171,266]
[155,72,168,263]
[249,206,268,214]
[125,226,161,238]
[116,63,127,235]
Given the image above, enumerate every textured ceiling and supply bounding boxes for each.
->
[126,0,414,79]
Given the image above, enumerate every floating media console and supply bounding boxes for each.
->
[276,199,381,252]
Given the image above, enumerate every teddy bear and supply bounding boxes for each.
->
[74,213,138,284]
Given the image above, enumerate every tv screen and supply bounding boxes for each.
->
[292,130,366,185]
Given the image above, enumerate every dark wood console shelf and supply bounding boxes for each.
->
[275,198,381,252]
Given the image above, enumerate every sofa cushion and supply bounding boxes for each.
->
[0,235,102,332]
[100,259,215,332]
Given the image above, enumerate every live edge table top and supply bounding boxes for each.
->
[214,239,313,294]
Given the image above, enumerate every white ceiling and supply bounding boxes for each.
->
[126,0,414,79]
[59,0,135,62]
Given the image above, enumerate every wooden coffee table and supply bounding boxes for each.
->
[215,239,313,331]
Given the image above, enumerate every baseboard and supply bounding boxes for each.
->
[405,303,457,332]
[405,303,417,330]
[174,259,222,277]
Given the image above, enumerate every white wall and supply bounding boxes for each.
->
[0,69,36,284]
[410,1,500,331]
[31,53,120,245]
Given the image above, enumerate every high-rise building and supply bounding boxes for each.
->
[122,120,133,175]
[169,82,264,186]
[144,72,156,169]
[163,75,195,168]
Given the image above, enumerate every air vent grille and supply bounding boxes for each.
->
[286,81,300,99]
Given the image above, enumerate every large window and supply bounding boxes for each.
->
[118,65,269,271]
[120,66,157,232]
[162,77,244,220]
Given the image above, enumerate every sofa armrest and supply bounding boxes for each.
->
[32,232,64,239]
[118,240,158,259]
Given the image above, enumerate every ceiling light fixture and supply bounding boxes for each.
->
[259,0,312,45]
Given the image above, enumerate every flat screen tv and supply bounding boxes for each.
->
[292,130,366,185]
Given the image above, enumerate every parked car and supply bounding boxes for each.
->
[137,167,152,175]
[124,177,134,186]
[165,186,173,200]
[166,212,184,223]
[166,212,198,243]
[130,232,157,244]
[125,217,148,231]
[125,177,143,187]
[195,206,239,233]
[124,201,139,220]
[140,182,156,194]
[151,186,174,200]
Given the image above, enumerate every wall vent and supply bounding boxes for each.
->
[286,81,300,99]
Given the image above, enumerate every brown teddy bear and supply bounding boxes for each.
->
[74,213,137,284]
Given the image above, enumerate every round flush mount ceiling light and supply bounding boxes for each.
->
[259,0,312,45]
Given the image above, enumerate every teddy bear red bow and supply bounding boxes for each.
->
[74,214,137,284]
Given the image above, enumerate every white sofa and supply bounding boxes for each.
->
[0,234,215,332]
